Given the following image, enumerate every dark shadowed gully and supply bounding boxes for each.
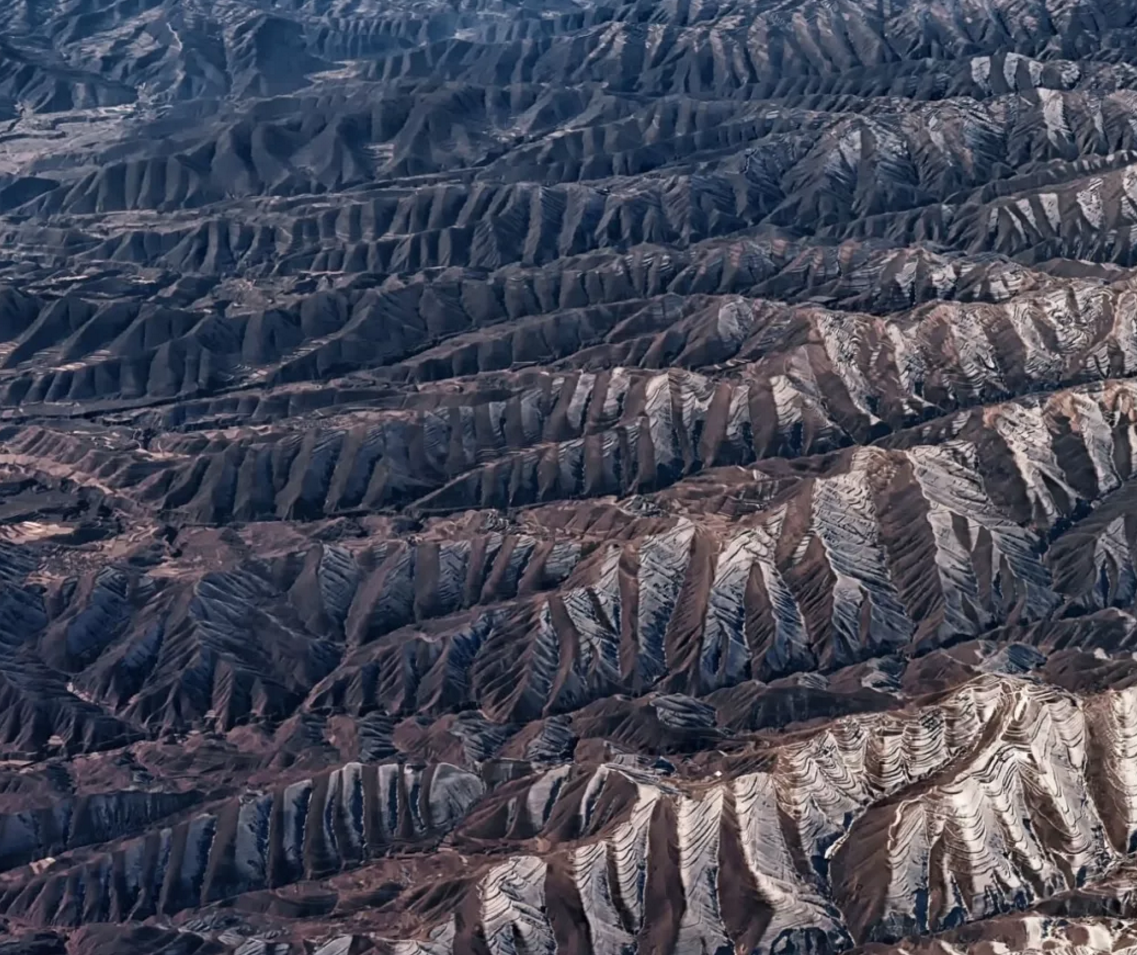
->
[1,0,1137,953]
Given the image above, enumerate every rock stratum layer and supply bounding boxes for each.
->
[2,0,1137,952]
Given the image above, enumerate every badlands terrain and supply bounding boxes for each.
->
[3,0,1137,952]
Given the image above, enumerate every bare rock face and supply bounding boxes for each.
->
[2,0,1137,952]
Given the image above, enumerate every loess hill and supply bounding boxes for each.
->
[2,0,1137,952]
